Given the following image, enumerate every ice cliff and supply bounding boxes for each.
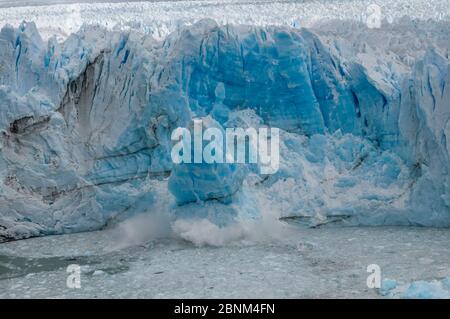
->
[0,19,449,241]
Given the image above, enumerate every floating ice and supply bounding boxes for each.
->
[380,278,398,296]
[400,277,450,299]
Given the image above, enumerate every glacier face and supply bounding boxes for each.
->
[0,19,449,241]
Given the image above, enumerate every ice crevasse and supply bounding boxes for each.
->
[0,19,449,241]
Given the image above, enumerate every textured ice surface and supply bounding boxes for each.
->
[1,225,450,298]
[168,116,247,208]
[0,0,449,40]
[379,276,450,299]
[399,279,450,299]
[0,1,450,240]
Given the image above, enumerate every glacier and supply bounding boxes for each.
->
[0,17,450,242]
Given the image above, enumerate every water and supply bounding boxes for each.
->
[1,225,449,298]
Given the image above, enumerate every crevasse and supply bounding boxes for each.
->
[0,19,449,241]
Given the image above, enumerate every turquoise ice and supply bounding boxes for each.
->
[0,19,449,240]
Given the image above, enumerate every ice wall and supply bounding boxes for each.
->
[0,19,449,241]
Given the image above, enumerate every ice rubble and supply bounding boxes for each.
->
[400,278,450,299]
[0,18,449,241]
[380,277,450,299]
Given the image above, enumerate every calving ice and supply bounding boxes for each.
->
[171,119,280,174]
